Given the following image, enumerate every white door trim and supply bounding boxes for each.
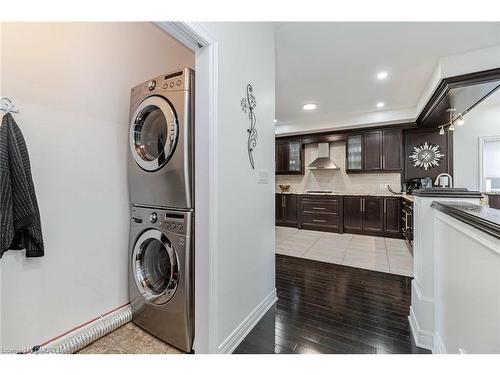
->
[155,22,219,353]
[478,135,500,192]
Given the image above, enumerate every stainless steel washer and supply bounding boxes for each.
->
[128,68,194,209]
[128,206,193,352]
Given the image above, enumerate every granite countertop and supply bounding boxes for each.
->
[275,190,415,202]
[431,201,500,239]
[412,188,482,199]
[485,191,500,196]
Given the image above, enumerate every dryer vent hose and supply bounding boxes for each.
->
[36,306,132,354]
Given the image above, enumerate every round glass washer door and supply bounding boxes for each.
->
[130,96,178,172]
[132,229,180,305]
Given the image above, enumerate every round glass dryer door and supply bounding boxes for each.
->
[132,229,179,305]
[130,96,178,172]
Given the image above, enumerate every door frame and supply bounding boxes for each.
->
[155,22,219,354]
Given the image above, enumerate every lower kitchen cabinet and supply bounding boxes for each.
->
[384,197,401,234]
[276,193,298,227]
[363,197,384,233]
[299,195,343,233]
[343,196,402,238]
[343,196,363,231]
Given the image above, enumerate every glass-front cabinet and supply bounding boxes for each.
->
[346,134,363,171]
[276,139,304,175]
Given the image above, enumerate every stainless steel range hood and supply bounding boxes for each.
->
[307,143,339,170]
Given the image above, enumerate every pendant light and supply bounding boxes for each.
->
[439,126,445,135]
[456,114,465,126]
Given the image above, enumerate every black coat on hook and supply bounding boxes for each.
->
[0,113,44,258]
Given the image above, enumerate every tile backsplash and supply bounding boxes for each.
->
[276,142,402,194]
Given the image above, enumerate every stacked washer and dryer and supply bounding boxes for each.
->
[127,68,194,352]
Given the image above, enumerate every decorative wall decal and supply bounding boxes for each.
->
[409,142,444,170]
[240,84,257,169]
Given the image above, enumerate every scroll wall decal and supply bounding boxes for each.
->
[240,84,257,169]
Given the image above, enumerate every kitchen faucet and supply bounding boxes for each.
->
[434,173,453,188]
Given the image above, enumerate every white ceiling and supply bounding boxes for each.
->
[275,22,500,131]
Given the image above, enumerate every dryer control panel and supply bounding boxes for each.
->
[131,206,192,237]
[130,67,194,105]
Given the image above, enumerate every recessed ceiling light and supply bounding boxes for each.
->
[376,102,385,108]
[377,71,388,80]
[303,103,317,111]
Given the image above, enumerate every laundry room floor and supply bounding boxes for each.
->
[76,323,182,354]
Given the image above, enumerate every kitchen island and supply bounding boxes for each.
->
[429,201,500,353]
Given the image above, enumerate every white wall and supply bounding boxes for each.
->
[454,91,500,190]
[197,22,276,353]
[0,22,194,348]
[276,142,401,194]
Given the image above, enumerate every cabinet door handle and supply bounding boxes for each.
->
[380,155,383,168]
[312,207,326,210]
[282,196,286,207]
[382,155,385,169]
[313,219,326,223]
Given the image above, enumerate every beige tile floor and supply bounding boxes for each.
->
[76,322,182,354]
[276,226,413,277]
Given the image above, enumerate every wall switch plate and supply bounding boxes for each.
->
[257,170,269,184]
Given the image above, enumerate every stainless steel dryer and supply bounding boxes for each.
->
[128,206,193,352]
[128,68,194,209]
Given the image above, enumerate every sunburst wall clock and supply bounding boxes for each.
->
[409,142,444,170]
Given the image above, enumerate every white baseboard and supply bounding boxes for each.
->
[409,306,434,352]
[433,332,447,354]
[217,288,277,354]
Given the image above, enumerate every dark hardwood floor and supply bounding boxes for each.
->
[234,254,429,354]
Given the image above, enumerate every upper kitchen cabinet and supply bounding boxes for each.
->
[346,134,363,172]
[382,129,403,171]
[275,138,304,175]
[363,131,383,171]
[347,128,403,173]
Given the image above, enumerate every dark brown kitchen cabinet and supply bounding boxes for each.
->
[275,193,298,227]
[382,129,403,171]
[299,195,343,233]
[275,139,304,175]
[384,197,401,234]
[343,196,363,230]
[275,193,284,224]
[347,129,402,173]
[344,196,402,237]
[363,197,384,233]
[363,131,383,171]
[346,134,363,172]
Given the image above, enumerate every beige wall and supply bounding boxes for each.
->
[0,22,194,348]
[276,142,402,194]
